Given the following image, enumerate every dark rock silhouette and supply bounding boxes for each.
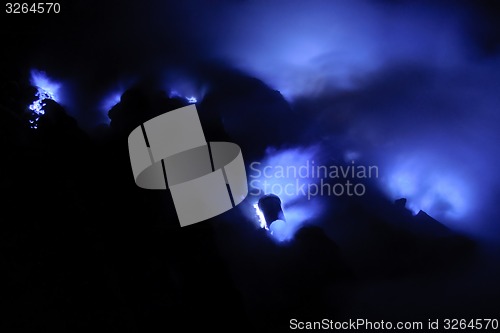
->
[0,68,491,332]
[258,193,286,229]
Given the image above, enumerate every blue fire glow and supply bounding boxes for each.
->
[158,0,500,238]
[162,68,206,105]
[253,203,268,230]
[383,154,471,220]
[98,79,137,123]
[23,1,500,241]
[101,91,123,115]
[28,69,60,128]
[246,145,325,242]
[168,90,198,104]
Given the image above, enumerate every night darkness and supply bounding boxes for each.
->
[2,0,500,332]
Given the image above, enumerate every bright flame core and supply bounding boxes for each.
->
[253,202,268,230]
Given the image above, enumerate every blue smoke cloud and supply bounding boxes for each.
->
[21,0,500,241]
[170,0,469,99]
[185,0,499,239]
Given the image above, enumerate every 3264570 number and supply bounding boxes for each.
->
[6,3,61,14]
[443,319,499,330]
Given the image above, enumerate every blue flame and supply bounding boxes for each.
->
[168,90,198,104]
[382,153,473,221]
[246,145,325,242]
[28,69,60,128]
[163,68,205,105]
[98,78,137,123]
[101,91,123,115]
[30,69,60,101]
[253,203,268,230]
